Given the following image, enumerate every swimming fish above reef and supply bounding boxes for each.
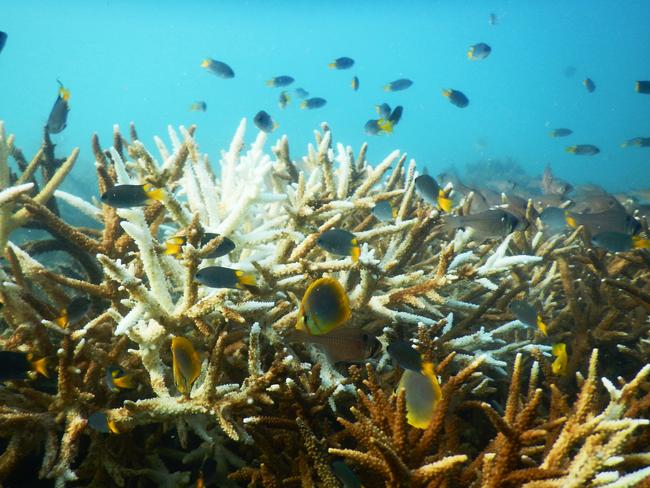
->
[55,296,91,328]
[0,31,7,54]
[372,200,397,222]
[164,232,235,258]
[296,277,351,335]
[351,76,359,91]
[189,101,207,112]
[445,209,520,238]
[552,343,568,376]
[278,90,291,109]
[101,183,165,208]
[549,128,573,138]
[565,208,640,235]
[591,231,650,252]
[331,460,361,488]
[620,137,650,148]
[46,80,70,134]
[195,266,256,290]
[636,81,650,94]
[414,174,452,212]
[266,75,294,87]
[200,58,234,78]
[171,336,201,395]
[88,412,119,434]
[300,97,327,109]
[328,57,355,69]
[377,105,403,134]
[387,340,422,372]
[105,365,136,393]
[253,110,278,133]
[467,42,491,60]
[384,78,413,92]
[442,88,469,108]
[0,351,48,381]
[289,327,381,363]
[295,87,309,98]
[509,300,547,336]
[316,228,360,262]
[565,144,599,155]
[583,78,596,93]
[397,360,443,429]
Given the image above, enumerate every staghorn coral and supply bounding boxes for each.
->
[0,119,648,487]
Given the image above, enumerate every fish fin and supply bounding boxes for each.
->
[420,361,443,402]
[536,314,548,336]
[273,121,280,131]
[383,85,391,92]
[551,343,567,376]
[200,59,210,68]
[392,206,398,218]
[467,49,473,59]
[565,146,577,153]
[265,79,275,87]
[377,118,393,133]
[350,243,360,263]
[295,309,307,332]
[55,312,68,328]
[437,191,453,212]
[59,87,71,101]
[113,374,136,390]
[236,271,257,288]
[31,357,49,378]
[300,101,307,109]
[549,131,556,138]
[632,236,650,249]
[564,211,577,228]
[143,184,164,201]
[107,419,120,434]
[442,89,451,98]
[327,62,336,69]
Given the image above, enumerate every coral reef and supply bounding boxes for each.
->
[0,118,648,487]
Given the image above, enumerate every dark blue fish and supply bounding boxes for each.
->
[583,78,596,93]
[253,110,277,133]
[0,31,7,54]
[442,89,469,108]
[295,87,309,98]
[46,80,71,134]
[387,341,422,372]
[300,97,327,109]
[384,78,413,91]
[200,58,234,78]
[328,57,355,69]
[266,76,294,87]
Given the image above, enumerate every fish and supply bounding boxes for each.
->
[296,277,351,336]
[87,412,119,434]
[551,343,568,376]
[414,174,452,211]
[384,78,413,92]
[0,31,7,54]
[377,105,403,133]
[397,361,442,429]
[467,42,491,60]
[164,232,235,258]
[101,183,165,208]
[105,365,136,393]
[539,207,567,234]
[583,78,596,93]
[591,232,650,252]
[331,461,361,488]
[372,200,398,222]
[289,327,381,363]
[46,80,70,134]
[541,165,573,196]
[328,57,355,69]
[445,209,520,238]
[300,97,327,109]
[571,194,624,214]
[364,119,382,135]
[636,81,650,94]
[375,103,391,119]
[316,228,360,262]
[295,87,309,98]
[195,266,257,290]
[488,13,498,25]
[266,75,294,87]
[565,144,599,155]
[171,336,201,395]
[55,296,91,328]
[442,89,469,108]
[253,110,278,133]
[509,300,547,336]
[565,208,640,235]
[549,128,573,138]
[278,91,291,109]
[200,58,234,78]
[621,137,650,148]
[0,351,48,381]
[189,101,207,112]
[351,76,359,91]
[387,340,422,372]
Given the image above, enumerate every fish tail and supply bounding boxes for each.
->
[377,118,393,133]
[437,190,453,213]
[299,101,307,109]
[143,185,164,201]
[632,236,650,249]
[31,357,49,378]
[327,62,336,69]
[265,79,275,87]
[55,312,68,328]
[421,361,443,401]
[467,49,473,59]
[350,244,361,263]
[442,89,451,98]
[565,146,577,154]
[564,211,577,228]
[200,59,210,68]
[383,85,391,92]
[236,271,257,288]
[536,314,548,336]
[107,419,120,434]
[113,374,136,390]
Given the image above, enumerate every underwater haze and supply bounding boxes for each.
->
[1,0,650,195]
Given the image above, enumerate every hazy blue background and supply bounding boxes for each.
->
[1,0,649,197]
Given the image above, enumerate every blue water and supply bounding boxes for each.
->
[1,1,649,196]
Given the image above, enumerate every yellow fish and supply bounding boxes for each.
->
[397,361,442,429]
[296,277,351,335]
[171,337,201,395]
[552,343,568,376]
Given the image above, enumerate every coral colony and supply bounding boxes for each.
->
[0,119,649,487]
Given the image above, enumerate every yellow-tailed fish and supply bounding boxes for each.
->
[194,266,257,290]
[442,88,469,108]
[0,351,48,380]
[372,200,398,222]
[509,300,547,336]
[46,80,70,134]
[636,81,650,94]
[296,277,351,335]
[551,343,568,376]
[253,110,278,133]
[583,77,596,93]
[351,76,359,91]
[100,183,164,208]
[266,75,294,87]
[105,366,136,393]
[171,336,201,395]
[189,101,207,112]
[565,144,599,155]
[55,296,91,328]
[278,90,291,109]
[591,232,650,253]
[328,57,354,69]
[397,361,442,429]
[384,78,413,92]
[316,228,360,262]
[164,232,235,258]
[200,58,234,78]
[88,411,120,434]
[467,42,491,60]
[300,97,327,109]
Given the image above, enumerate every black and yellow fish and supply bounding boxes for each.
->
[101,183,165,208]
[189,101,207,112]
[278,91,291,109]
[316,229,360,262]
[266,76,294,87]
[0,350,48,381]
[105,365,136,393]
[397,360,443,429]
[442,88,469,108]
[195,266,257,290]
[200,58,234,78]
[621,137,650,148]
[467,42,491,60]
[46,80,70,134]
[377,105,403,134]
[549,128,572,138]
[88,411,119,434]
[636,81,650,94]
[171,336,201,395]
[164,232,235,258]
[414,174,453,212]
[591,231,650,252]
[300,97,327,109]
[328,57,355,69]
[583,78,596,93]
[253,110,278,133]
[565,144,599,155]
[351,76,359,91]
[296,277,351,335]
[509,300,547,336]
[384,79,413,91]
[55,296,91,328]
[372,200,398,222]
